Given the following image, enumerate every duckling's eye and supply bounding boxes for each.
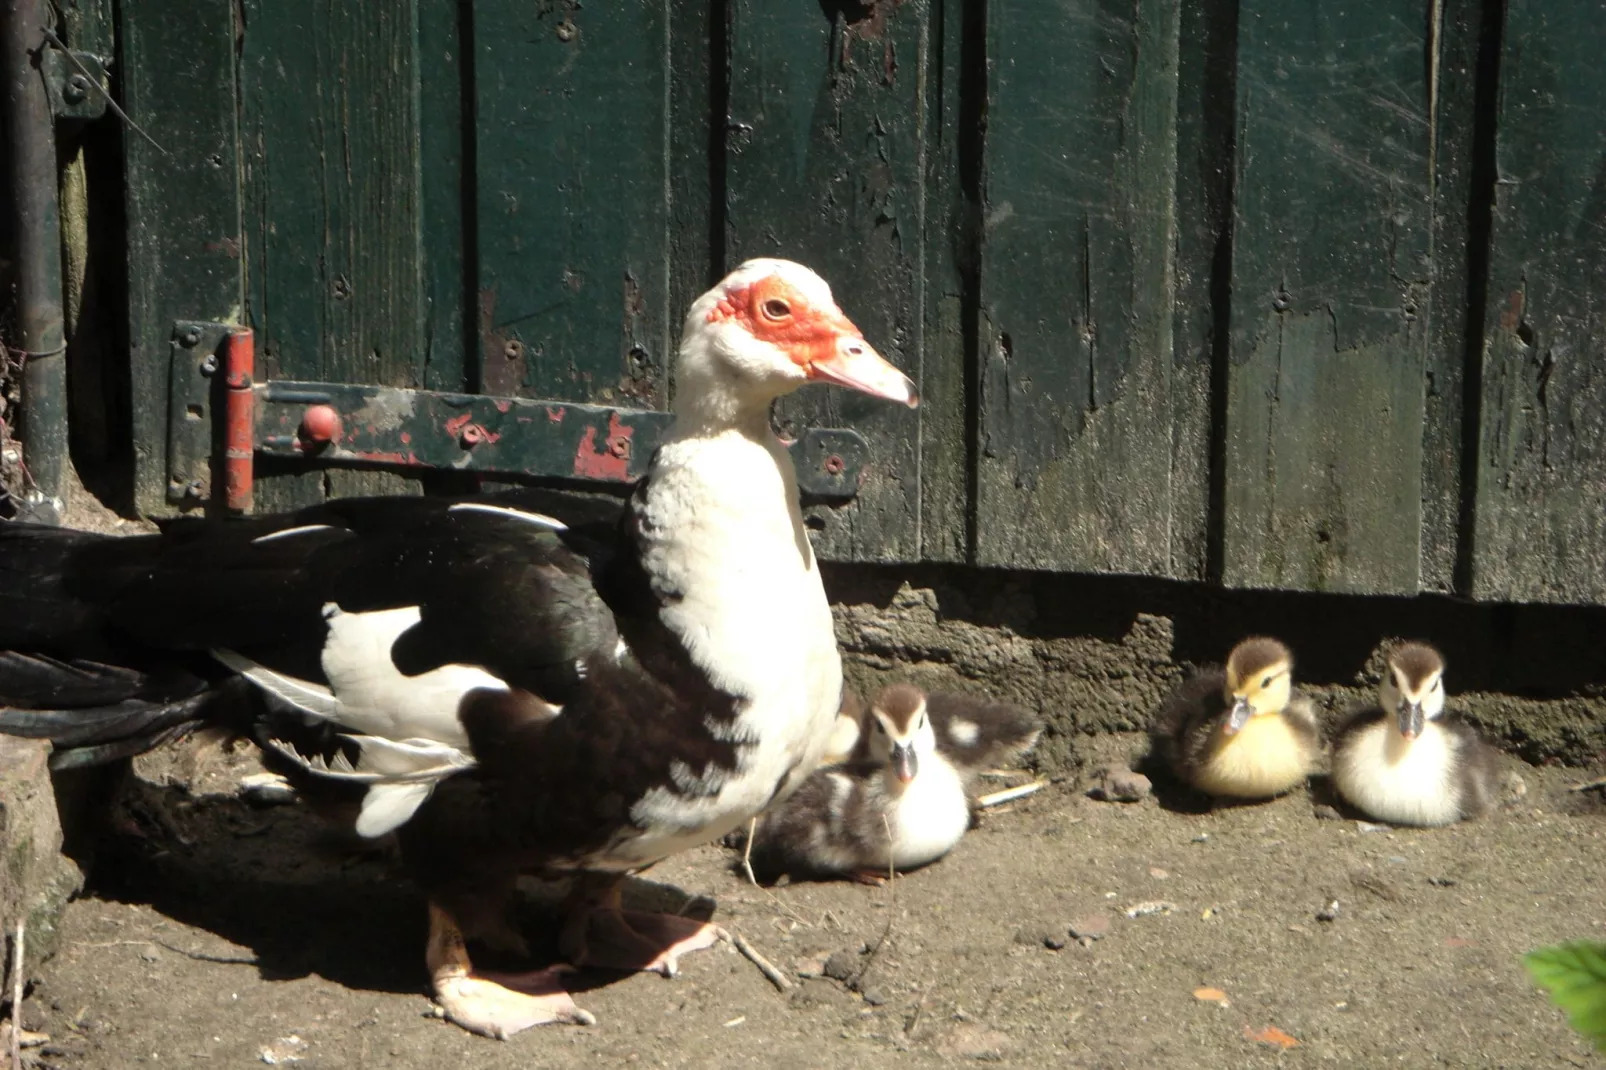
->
[1261,674,1274,689]
[761,298,791,320]
[872,720,886,734]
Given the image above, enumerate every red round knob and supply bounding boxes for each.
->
[301,404,341,444]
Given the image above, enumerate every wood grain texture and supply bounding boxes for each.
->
[1470,0,1606,603]
[1221,2,1433,594]
[1421,0,1491,595]
[913,0,971,564]
[238,0,425,510]
[975,0,1184,575]
[121,0,243,516]
[418,0,470,394]
[473,0,672,411]
[1167,0,1238,581]
[724,0,929,563]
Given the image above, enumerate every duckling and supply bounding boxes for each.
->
[1332,642,1500,826]
[834,683,1042,772]
[821,685,866,765]
[745,683,973,883]
[1149,636,1321,800]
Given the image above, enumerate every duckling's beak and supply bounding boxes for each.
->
[1397,700,1424,741]
[1224,697,1252,735]
[890,742,919,783]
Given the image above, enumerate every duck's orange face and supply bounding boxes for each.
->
[707,271,918,407]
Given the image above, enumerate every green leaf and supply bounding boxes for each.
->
[1525,941,1606,1053]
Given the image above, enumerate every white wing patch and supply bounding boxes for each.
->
[945,717,980,748]
[319,604,507,748]
[447,502,568,530]
[212,649,342,719]
[262,733,476,838]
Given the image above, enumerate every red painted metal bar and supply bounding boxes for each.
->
[222,327,255,512]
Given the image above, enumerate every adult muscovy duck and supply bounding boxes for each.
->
[0,259,917,1038]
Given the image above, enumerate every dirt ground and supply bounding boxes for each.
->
[13,732,1605,1070]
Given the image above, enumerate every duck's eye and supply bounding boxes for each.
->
[761,298,791,320]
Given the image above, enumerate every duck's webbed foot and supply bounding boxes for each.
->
[560,875,726,977]
[427,902,595,1039]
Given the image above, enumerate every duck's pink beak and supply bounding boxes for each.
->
[806,330,919,408]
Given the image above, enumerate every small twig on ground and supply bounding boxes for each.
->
[741,817,759,886]
[976,779,1048,809]
[1567,776,1606,793]
[10,921,23,1070]
[727,931,792,992]
[69,939,256,965]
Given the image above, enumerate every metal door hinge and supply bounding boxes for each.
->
[167,325,871,512]
[42,48,110,121]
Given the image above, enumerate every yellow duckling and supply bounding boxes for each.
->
[1149,636,1321,800]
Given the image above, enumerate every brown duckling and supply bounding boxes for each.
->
[1149,637,1321,800]
[745,683,973,883]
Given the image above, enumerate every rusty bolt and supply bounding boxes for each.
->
[179,326,202,348]
[823,454,846,476]
[1272,290,1292,313]
[199,354,219,376]
[63,73,91,104]
[460,425,485,449]
[607,435,631,460]
[504,339,525,361]
[300,404,341,444]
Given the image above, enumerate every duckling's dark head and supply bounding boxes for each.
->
[1222,637,1294,734]
[1382,641,1446,741]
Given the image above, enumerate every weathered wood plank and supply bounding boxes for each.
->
[1166,0,1237,581]
[418,0,470,394]
[1469,0,1606,603]
[121,0,243,515]
[913,0,972,564]
[974,0,1183,575]
[473,0,672,411]
[725,0,929,563]
[1421,0,1492,595]
[1221,3,1433,594]
[238,0,425,510]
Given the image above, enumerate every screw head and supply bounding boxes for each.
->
[607,435,631,460]
[300,404,341,445]
[1272,290,1292,313]
[823,454,846,476]
[504,339,524,361]
[179,326,202,348]
[199,354,219,376]
[62,73,90,104]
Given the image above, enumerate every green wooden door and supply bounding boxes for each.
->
[104,0,1606,603]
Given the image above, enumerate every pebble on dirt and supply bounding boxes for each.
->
[1069,915,1111,942]
[1086,765,1152,803]
[1013,923,1067,951]
[1316,899,1341,922]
